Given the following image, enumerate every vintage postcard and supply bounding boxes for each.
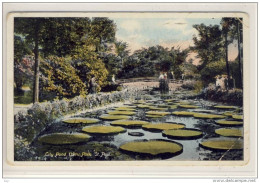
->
[3,3,257,178]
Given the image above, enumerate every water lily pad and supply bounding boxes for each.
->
[148,106,168,111]
[38,133,90,145]
[137,105,151,109]
[111,120,149,128]
[142,123,185,132]
[99,115,130,120]
[170,105,178,109]
[115,107,136,111]
[62,118,99,124]
[216,120,243,127]
[214,105,237,109]
[146,115,164,118]
[82,126,126,135]
[119,140,183,157]
[232,115,243,120]
[128,132,144,137]
[215,128,243,137]
[146,111,170,116]
[222,112,235,117]
[164,99,177,102]
[193,113,226,119]
[108,111,136,115]
[163,128,203,140]
[199,139,243,151]
[179,105,198,109]
[172,111,195,117]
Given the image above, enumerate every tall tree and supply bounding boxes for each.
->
[14,17,92,102]
[192,24,224,71]
[221,18,232,89]
[14,18,45,103]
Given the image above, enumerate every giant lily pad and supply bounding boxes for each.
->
[137,104,151,109]
[232,115,243,120]
[215,128,243,137]
[179,105,198,109]
[119,140,183,158]
[170,105,178,109]
[82,125,126,135]
[111,120,149,128]
[62,118,99,124]
[172,111,195,117]
[148,106,168,111]
[142,123,185,132]
[115,107,136,111]
[216,120,243,127]
[99,115,130,120]
[38,133,90,145]
[222,112,235,117]
[199,139,243,151]
[163,128,203,140]
[146,115,164,118]
[146,111,170,116]
[214,105,237,109]
[193,113,226,119]
[108,111,136,115]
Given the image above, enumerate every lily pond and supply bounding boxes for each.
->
[31,92,243,161]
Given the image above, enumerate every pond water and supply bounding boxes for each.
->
[31,92,243,161]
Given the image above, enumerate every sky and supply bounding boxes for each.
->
[112,17,238,64]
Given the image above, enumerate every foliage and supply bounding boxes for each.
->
[119,46,188,79]
[62,118,99,124]
[40,56,87,99]
[163,129,203,139]
[192,24,224,71]
[215,128,243,137]
[142,123,185,132]
[200,58,226,85]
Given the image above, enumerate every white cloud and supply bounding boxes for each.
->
[119,20,141,33]
[161,19,188,31]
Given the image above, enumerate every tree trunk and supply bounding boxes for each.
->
[224,32,231,90]
[33,26,40,103]
[237,20,243,88]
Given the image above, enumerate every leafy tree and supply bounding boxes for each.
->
[221,17,243,88]
[40,56,87,99]
[72,45,109,93]
[14,35,33,91]
[14,18,46,103]
[192,24,224,71]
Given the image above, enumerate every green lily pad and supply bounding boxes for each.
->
[179,105,198,109]
[108,111,136,115]
[172,111,195,117]
[115,107,136,111]
[142,123,185,132]
[119,140,183,157]
[137,104,151,109]
[170,105,178,109]
[222,112,235,117]
[164,99,177,102]
[148,106,168,111]
[146,115,164,118]
[111,120,149,128]
[163,128,203,140]
[62,118,99,124]
[215,128,243,137]
[214,105,237,109]
[232,115,243,120]
[82,125,126,135]
[146,111,170,116]
[216,120,243,127]
[99,115,130,120]
[38,133,90,145]
[199,139,243,151]
[193,113,226,119]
